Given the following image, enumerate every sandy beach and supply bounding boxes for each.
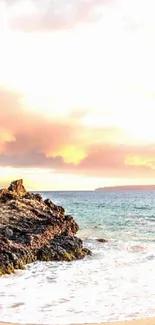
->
[1,318,155,325]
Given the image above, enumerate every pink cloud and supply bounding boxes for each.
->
[7,0,111,31]
[0,87,155,181]
[75,144,155,178]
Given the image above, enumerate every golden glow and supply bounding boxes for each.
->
[0,166,128,190]
[0,129,15,148]
[47,145,87,165]
[125,156,155,169]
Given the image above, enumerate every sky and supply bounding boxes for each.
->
[0,0,155,190]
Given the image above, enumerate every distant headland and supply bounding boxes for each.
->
[95,185,155,191]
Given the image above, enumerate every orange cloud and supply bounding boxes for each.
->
[0,88,91,169]
[1,87,155,182]
[76,144,155,178]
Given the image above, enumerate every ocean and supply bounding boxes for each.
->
[1,190,155,324]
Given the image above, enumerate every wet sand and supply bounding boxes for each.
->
[1,317,155,325]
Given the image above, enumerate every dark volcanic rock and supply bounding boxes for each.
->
[96,238,108,243]
[0,180,91,275]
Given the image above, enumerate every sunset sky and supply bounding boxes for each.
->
[0,0,155,190]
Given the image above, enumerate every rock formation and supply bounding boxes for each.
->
[96,238,108,243]
[0,180,91,275]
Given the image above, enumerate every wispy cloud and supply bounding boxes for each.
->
[6,0,110,31]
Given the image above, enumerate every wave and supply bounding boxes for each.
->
[134,206,149,210]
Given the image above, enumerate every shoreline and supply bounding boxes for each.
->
[1,318,155,325]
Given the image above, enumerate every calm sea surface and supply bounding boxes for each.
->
[1,190,155,324]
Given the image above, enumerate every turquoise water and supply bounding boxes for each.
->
[1,190,155,324]
[49,190,155,241]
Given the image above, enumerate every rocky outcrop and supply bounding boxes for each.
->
[0,180,91,275]
[96,238,108,243]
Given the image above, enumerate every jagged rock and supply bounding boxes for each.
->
[0,180,91,275]
[0,188,18,202]
[8,179,27,196]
